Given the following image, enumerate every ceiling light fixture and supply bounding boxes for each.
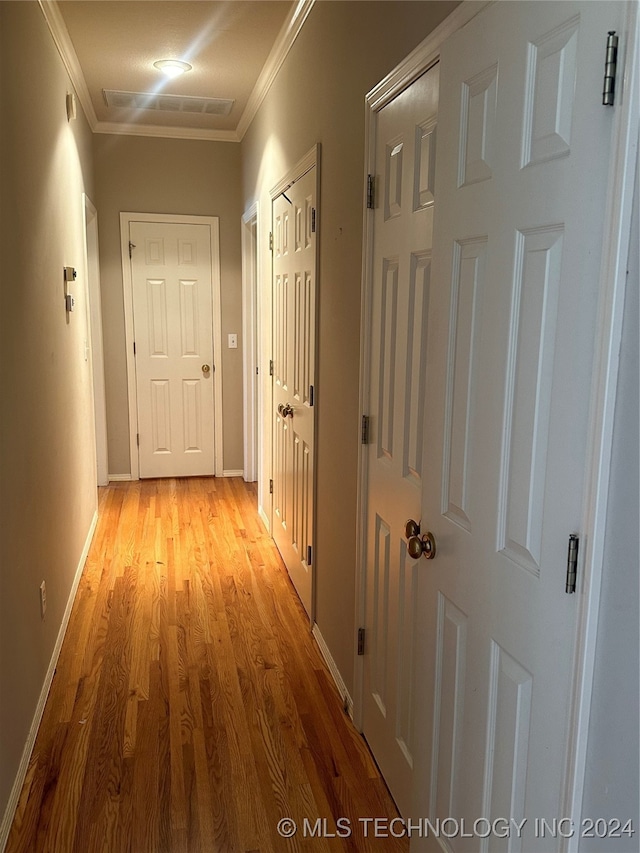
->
[153,59,192,79]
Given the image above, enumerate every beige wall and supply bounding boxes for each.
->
[93,135,244,475]
[241,1,458,694]
[0,0,98,824]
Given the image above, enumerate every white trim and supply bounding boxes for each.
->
[83,195,108,487]
[236,0,315,141]
[242,203,259,482]
[366,1,491,113]
[222,469,244,478]
[92,122,238,143]
[119,212,224,479]
[258,504,270,533]
[38,0,315,144]
[37,0,98,129]
[270,146,318,200]
[312,624,353,719]
[353,0,640,828]
[107,473,134,482]
[563,6,639,849]
[0,509,98,852]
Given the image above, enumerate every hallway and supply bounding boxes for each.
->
[5,478,404,853]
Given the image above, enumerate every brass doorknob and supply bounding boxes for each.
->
[202,364,211,375]
[405,519,420,538]
[407,531,436,560]
[277,402,293,418]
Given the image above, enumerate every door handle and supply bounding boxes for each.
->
[405,519,420,538]
[277,402,293,418]
[202,364,211,375]
[405,519,436,560]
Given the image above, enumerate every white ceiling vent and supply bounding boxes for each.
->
[102,89,235,116]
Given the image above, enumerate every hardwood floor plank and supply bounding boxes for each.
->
[5,478,406,853]
[131,662,161,853]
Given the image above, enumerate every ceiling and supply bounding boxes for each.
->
[46,0,313,142]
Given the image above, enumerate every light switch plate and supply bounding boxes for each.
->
[228,333,238,349]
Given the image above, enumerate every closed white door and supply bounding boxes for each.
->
[412,2,629,849]
[361,63,439,818]
[131,221,215,478]
[272,167,317,617]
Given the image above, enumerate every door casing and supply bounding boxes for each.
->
[354,0,639,842]
[83,194,108,486]
[242,203,259,484]
[120,212,223,480]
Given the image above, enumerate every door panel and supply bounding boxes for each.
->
[131,221,214,478]
[272,167,317,616]
[362,63,439,818]
[411,3,627,850]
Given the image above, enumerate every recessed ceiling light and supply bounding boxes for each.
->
[153,59,192,79]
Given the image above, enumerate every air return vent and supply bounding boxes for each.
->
[102,89,235,116]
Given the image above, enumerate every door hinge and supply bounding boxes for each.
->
[566,534,579,594]
[309,384,314,406]
[269,231,273,252]
[361,415,370,445]
[311,208,317,233]
[307,545,313,566]
[133,341,136,355]
[367,174,375,209]
[136,433,139,447]
[357,627,365,656]
[602,31,618,106]
[269,359,274,377]
[129,240,136,258]
[269,479,273,495]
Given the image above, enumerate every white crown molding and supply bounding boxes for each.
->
[39,0,315,143]
[93,121,239,143]
[236,0,315,141]
[38,0,98,128]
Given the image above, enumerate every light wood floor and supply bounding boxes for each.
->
[6,478,406,853]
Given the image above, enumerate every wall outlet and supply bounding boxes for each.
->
[40,581,47,619]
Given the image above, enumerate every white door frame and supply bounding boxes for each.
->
[242,202,259,482]
[120,212,224,480]
[354,0,639,840]
[83,194,109,486]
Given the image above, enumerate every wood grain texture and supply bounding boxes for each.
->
[6,478,407,853]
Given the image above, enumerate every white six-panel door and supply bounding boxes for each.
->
[272,166,317,616]
[362,63,439,818]
[130,221,215,478]
[411,3,629,851]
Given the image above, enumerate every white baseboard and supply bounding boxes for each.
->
[108,473,133,482]
[0,509,99,852]
[258,505,270,533]
[312,623,354,719]
[222,469,244,478]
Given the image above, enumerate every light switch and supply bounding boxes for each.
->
[228,333,238,349]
